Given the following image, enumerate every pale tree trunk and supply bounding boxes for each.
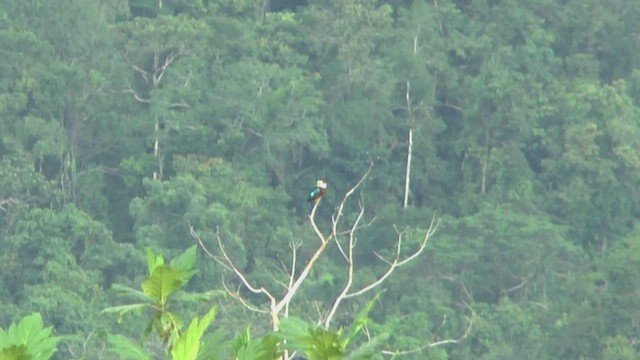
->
[480,128,490,195]
[403,128,413,209]
[125,48,188,181]
[404,78,413,209]
[153,119,160,180]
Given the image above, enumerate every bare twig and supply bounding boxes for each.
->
[189,225,229,271]
[504,273,533,294]
[221,279,268,314]
[190,225,279,328]
[130,63,150,84]
[0,197,20,212]
[308,200,326,244]
[323,197,366,328]
[274,225,330,314]
[323,215,438,329]
[346,216,439,299]
[123,82,151,104]
[170,102,190,109]
[330,161,374,240]
[284,240,301,316]
[381,314,474,356]
[154,50,189,86]
[213,228,276,304]
[376,277,476,354]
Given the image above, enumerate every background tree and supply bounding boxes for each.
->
[2,0,640,358]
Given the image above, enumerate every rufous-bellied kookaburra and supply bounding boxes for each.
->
[307,179,327,206]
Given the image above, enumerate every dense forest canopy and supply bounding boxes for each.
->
[1,0,640,358]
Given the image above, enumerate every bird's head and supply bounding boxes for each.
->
[316,179,327,189]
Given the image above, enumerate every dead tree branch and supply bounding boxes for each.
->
[123,82,151,104]
[221,279,268,315]
[190,226,279,328]
[189,164,373,332]
[323,216,439,329]
[0,197,20,212]
[351,216,438,298]
[323,196,366,328]
[381,315,473,356]
[191,159,445,358]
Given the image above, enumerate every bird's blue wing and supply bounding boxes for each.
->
[308,188,320,202]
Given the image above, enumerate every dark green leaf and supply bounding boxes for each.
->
[107,334,152,360]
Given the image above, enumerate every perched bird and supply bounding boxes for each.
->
[307,179,327,209]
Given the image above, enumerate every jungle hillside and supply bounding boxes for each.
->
[1,0,640,359]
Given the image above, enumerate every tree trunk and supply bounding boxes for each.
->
[404,129,413,208]
[153,119,160,180]
[480,128,490,195]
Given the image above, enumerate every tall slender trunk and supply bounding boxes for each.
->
[153,119,160,180]
[403,129,413,209]
[480,128,490,195]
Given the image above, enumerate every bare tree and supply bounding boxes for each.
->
[190,164,472,357]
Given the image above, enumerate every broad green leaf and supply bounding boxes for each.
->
[0,328,7,350]
[109,284,157,304]
[277,317,344,360]
[101,304,150,323]
[141,265,182,305]
[304,328,343,360]
[174,290,227,305]
[344,291,384,348]
[232,326,251,355]
[107,334,152,360]
[0,345,31,360]
[0,313,59,360]
[343,334,388,360]
[195,332,228,360]
[169,245,198,284]
[234,335,280,360]
[232,328,280,360]
[146,247,165,275]
[171,307,217,360]
[274,316,309,345]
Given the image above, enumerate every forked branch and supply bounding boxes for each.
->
[0,197,20,212]
[324,215,439,329]
[381,313,474,356]
[379,278,476,355]
[351,216,439,298]
[190,226,279,328]
[277,166,374,314]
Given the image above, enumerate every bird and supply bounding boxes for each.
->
[307,179,327,210]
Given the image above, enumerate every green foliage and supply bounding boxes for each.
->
[107,334,152,360]
[227,308,388,360]
[106,249,227,360]
[603,335,638,360]
[142,266,183,309]
[171,307,222,360]
[277,317,344,360]
[0,205,132,340]
[108,309,227,360]
[169,245,199,284]
[3,0,640,359]
[104,246,199,345]
[0,345,30,360]
[0,313,60,360]
[232,328,280,360]
[274,295,388,360]
[343,291,385,350]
